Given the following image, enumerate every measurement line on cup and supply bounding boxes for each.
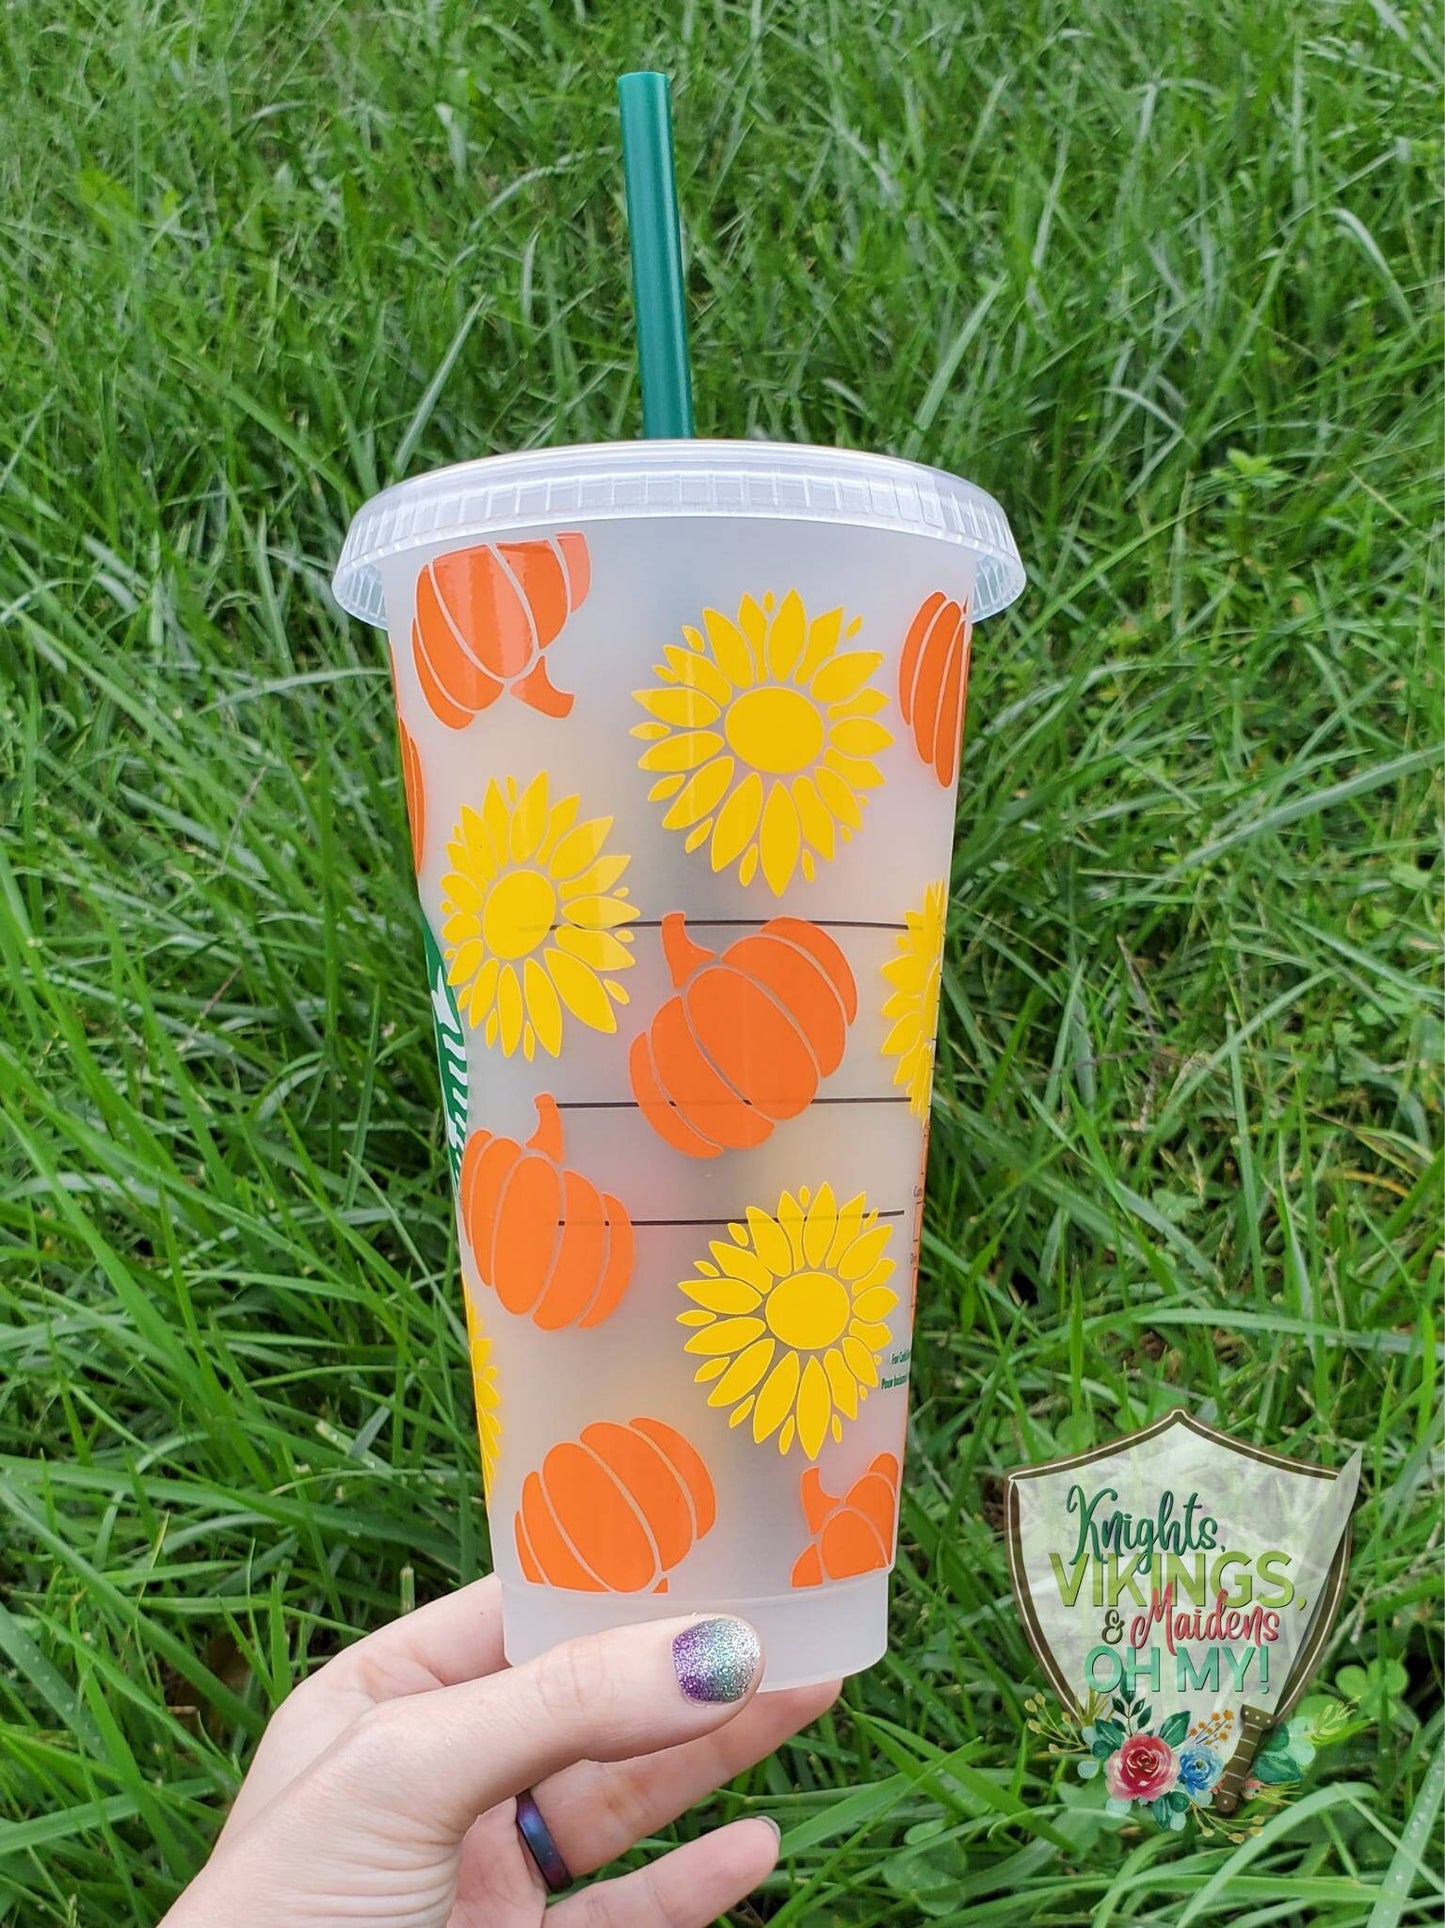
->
[629,1208,909,1228]
[629,917,908,932]
[555,1094,912,1111]
[812,1094,911,1106]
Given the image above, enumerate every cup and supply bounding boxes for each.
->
[333,441,1024,1687]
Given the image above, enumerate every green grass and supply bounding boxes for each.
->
[1,0,1441,1920]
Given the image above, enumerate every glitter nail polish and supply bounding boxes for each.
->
[672,1616,761,1703]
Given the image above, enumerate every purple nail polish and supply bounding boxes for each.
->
[672,1616,761,1703]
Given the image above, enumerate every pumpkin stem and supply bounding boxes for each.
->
[800,1467,833,1534]
[660,911,714,987]
[528,1093,566,1161]
[512,657,575,718]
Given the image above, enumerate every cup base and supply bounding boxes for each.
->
[500,1571,890,1690]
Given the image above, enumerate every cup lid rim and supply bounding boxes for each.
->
[331,437,1026,626]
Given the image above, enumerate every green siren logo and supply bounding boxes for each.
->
[1005,1410,1360,1837]
[423,920,470,1185]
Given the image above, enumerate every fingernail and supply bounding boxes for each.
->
[672,1616,761,1703]
[758,1815,782,1846]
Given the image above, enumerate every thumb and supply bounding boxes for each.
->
[289,1613,764,1847]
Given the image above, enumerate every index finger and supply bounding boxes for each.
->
[223,1576,506,1840]
[293,1613,766,1847]
[322,1574,507,1697]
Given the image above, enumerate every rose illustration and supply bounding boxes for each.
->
[1176,1740,1223,1801]
[1104,1732,1179,1804]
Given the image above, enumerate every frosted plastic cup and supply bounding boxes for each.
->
[332,442,1023,1688]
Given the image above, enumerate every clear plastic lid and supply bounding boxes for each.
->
[332,439,1025,627]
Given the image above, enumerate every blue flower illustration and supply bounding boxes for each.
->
[1176,1741,1223,1803]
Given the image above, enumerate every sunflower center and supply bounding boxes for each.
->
[725,686,825,775]
[765,1270,850,1351]
[482,868,557,960]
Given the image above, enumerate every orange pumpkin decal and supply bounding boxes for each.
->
[412,533,590,729]
[460,1094,633,1329]
[629,912,858,1158]
[515,1416,717,1592]
[898,592,972,787]
[397,713,426,872]
[790,1453,900,1587]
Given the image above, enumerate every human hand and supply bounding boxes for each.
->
[160,1576,838,1927]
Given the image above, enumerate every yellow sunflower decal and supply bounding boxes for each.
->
[881,879,947,1116]
[440,773,637,1058]
[631,591,893,895]
[677,1184,899,1459]
[464,1288,502,1497]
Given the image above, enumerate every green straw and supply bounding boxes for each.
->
[618,71,695,438]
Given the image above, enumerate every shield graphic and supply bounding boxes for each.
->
[1004,1409,1359,1810]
